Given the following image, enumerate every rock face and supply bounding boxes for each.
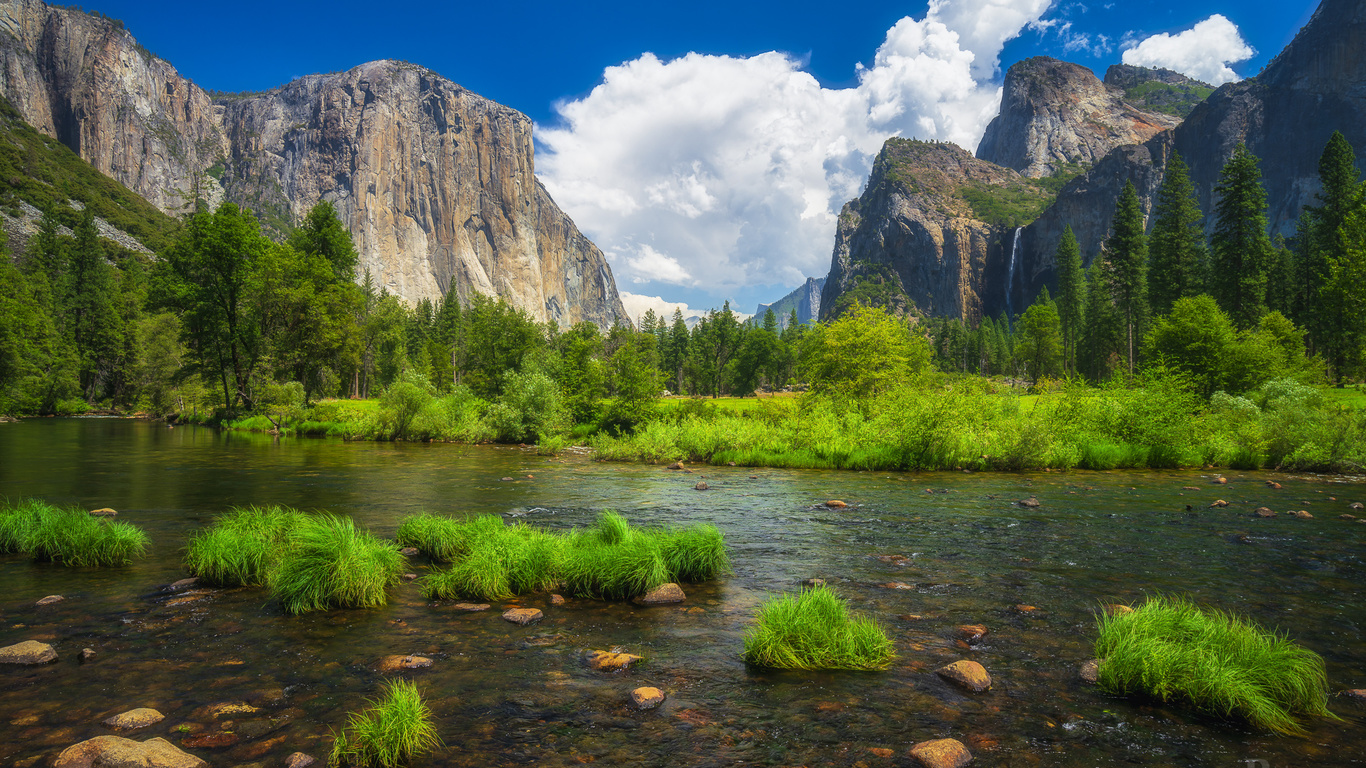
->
[977,57,1179,178]
[1103,65,1215,119]
[0,0,628,327]
[754,277,824,329]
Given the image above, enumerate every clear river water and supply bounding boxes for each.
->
[1,418,1363,767]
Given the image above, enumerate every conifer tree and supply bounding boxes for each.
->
[1102,181,1147,373]
[1079,259,1121,382]
[64,209,124,399]
[1055,226,1084,374]
[1147,153,1206,316]
[1209,144,1272,328]
[1298,131,1363,378]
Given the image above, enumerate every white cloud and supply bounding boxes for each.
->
[618,292,752,327]
[537,0,1054,307]
[1121,15,1254,86]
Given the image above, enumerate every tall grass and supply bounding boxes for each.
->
[1094,595,1336,735]
[743,586,895,671]
[184,505,306,586]
[420,517,561,601]
[1,499,148,566]
[329,679,441,768]
[272,515,403,614]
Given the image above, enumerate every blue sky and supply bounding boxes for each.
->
[91,0,1319,319]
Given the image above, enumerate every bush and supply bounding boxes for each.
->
[491,371,566,443]
[2,500,149,567]
[1094,595,1336,735]
[379,371,435,440]
[330,679,441,768]
[272,515,402,614]
[184,505,307,586]
[743,586,895,670]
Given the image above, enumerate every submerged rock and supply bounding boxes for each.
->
[103,708,165,730]
[1017,497,1041,508]
[1255,508,1278,518]
[451,603,491,612]
[666,461,686,470]
[693,481,709,491]
[0,640,57,665]
[956,624,989,644]
[165,578,200,592]
[1343,689,1366,702]
[36,594,65,606]
[398,547,419,556]
[1290,510,1313,519]
[936,660,992,692]
[1103,604,1135,616]
[550,594,566,605]
[881,582,916,590]
[1080,659,1101,684]
[1214,476,1228,485]
[1210,499,1230,508]
[826,500,848,508]
[1350,502,1363,510]
[909,737,973,768]
[285,753,317,768]
[633,583,686,605]
[180,732,238,749]
[630,686,665,709]
[502,608,543,626]
[803,578,827,588]
[55,736,207,768]
[89,508,118,517]
[376,655,433,673]
[1266,481,1282,489]
[587,650,642,672]
[1013,604,1037,613]
[1341,514,1357,520]
[80,648,96,662]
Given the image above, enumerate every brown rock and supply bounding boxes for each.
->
[876,554,911,564]
[630,686,665,709]
[587,650,642,672]
[166,578,200,592]
[936,660,992,692]
[1266,481,1282,489]
[103,708,165,730]
[899,614,925,621]
[1350,502,1364,510]
[285,753,317,768]
[802,578,826,588]
[80,648,96,661]
[89,508,118,517]
[398,547,419,556]
[881,582,916,590]
[1340,514,1357,520]
[0,640,57,665]
[1290,510,1313,519]
[181,732,239,749]
[909,737,973,768]
[1014,604,1037,613]
[1017,497,1041,508]
[502,608,543,626]
[633,583,686,605]
[826,500,848,508]
[1181,486,1200,490]
[957,624,988,643]
[666,461,686,470]
[1210,499,1229,508]
[869,747,895,758]
[375,655,433,673]
[1104,604,1135,616]
[55,736,208,768]
[1255,508,1278,518]
[1342,689,1366,702]
[401,573,418,581]
[36,594,65,606]
[1080,659,1101,684]
[694,481,709,491]
[451,602,491,611]
[1214,476,1228,485]
[550,594,565,605]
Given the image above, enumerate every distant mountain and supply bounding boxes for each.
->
[754,277,824,328]
[1103,64,1215,119]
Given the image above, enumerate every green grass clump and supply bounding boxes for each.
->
[743,586,896,671]
[559,517,670,600]
[395,512,501,562]
[272,515,402,614]
[184,505,307,586]
[1,499,149,566]
[1094,595,1337,735]
[329,679,441,768]
[659,524,730,582]
[420,516,561,601]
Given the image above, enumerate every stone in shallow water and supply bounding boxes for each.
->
[1014,604,1037,613]
[80,648,96,661]
[868,747,895,758]
[587,650,642,672]
[1290,510,1313,519]
[936,660,992,692]
[694,481,709,491]
[285,753,316,768]
[398,547,419,556]
[36,595,65,606]
[55,736,207,768]
[502,608,543,626]
[180,732,238,749]
[1210,499,1229,508]
[633,583,685,605]
[1017,497,1041,508]
[550,594,565,605]
[909,737,973,768]
[630,686,665,709]
[1343,689,1366,702]
[376,655,433,673]
[103,708,165,730]
[89,508,118,517]
[1080,659,1101,684]
[803,578,826,588]
[166,578,200,592]
[1103,604,1134,616]
[826,500,848,508]
[0,640,57,665]
[957,624,988,643]
[452,602,491,611]
[1341,514,1357,520]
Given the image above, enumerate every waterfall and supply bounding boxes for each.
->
[1006,226,1022,328]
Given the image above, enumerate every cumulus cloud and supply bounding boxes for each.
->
[537,0,1054,306]
[1121,15,1254,86]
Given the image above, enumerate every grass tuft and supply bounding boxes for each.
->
[329,679,441,768]
[272,515,402,614]
[743,585,896,671]
[184,505,306,586]
[1094,595,1337,735]
[659,524,730,582]
[1,499,148,566]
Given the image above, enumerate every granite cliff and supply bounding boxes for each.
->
[754,277,824,329]
[0,0,627,327]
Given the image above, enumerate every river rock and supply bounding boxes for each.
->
[181,732,239,749]
[80,648,96,661]
[398,547,419,556]
[936,660,992,692]
[1343,689,1366,702]
[826,500,848,508]
[376,655,433,673]
[103,709,165,730]
[630,686,665,709]
[633,583,685,605]
[36,594,65,606]
[1018,497,1041,508]
[503,608,543,626]
[587,650,642,672]
[957,624,989,643]
[1351,502,1364,510]
[550,594,566,605]
[1080,659,1101,683]
[1253,507,1274,516]
[666,461,685,470]
[1103,604,1135,616]
[166,578,200,592]
[1290,510,1313,519]
[1342,514,1357,520]
[1214,476,1228,485]
[451,603,491,611]
[0,640,57,665]
[1014,604,1037,613]
[803,578,826,588]
[694,481,709,491]
[401,573,418,581]
[89,508,118,517]
[1266,481,1282,489]
[55,736,207,768]
[1210,499,1229,508]
[909,737,973,768]
[285,753,317,768]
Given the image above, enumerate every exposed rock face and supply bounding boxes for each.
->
[755,276,824,328]
[976,57,1179,178]
[820,139,1048,322]
[0,0,627,327]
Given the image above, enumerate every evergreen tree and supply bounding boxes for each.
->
[1055,226,1085,374]
[65,209,124,400]
[1079,259,1122,382]
[1014,288,1063,383]
[1298,132,1363,379]
[666,309,689,394]
[1209,144,1272,328]
[1102,181,1148,373]
[1147,153,1206,316]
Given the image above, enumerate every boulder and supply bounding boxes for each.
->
[502,608,543,626]
[1079,659,1101,684]
[956,624,988,643]
[36,594,65,606]
[0,640,57,665]
[285,753,317,768]
[633,583,686,606]
[909,737,973,768]
[1290,510,1314,519]
[693,481,709,491]
[376,655,433,673]
[826,500,848,508]
[1255,508,1278,518]
[630,686,665,709]
[666,461,686,470]
[936,660,992,692]
[587,650,642,672]
[1018,497,1041,508]
[55,736,207,768]
[1210,499,1229,508]
[89,508,118,517]
[103,709,165,730]
[451,603,491,612]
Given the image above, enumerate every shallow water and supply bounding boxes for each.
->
[0,418,1363,767]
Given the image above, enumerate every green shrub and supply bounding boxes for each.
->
[184,505,307,586]
[330,679,441,768]
[743,586,895,670]
[1094,595,1336,735]
[272,515,402,614]
[3,500,149,567]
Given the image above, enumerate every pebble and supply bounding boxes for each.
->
[957,624,988,643]
[80,648,96,662]
[375,655,433,673]
[1017,497,1041,508]
[550,594,565,605]
[451,603,490,612]
[1210,499,1229,508]
[398,547,419,556]
[630,686,665,709]
[909,737,973,768]
[502,608,543,626]
[1104,604,1135,616]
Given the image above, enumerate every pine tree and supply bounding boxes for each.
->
[64,209,124,400]
[1298,131,1363,379]
[1209,144,1272,329]
[1055,226,1084,374]
[1102,181,1148,374]
[1079,259,1121,382]
[1147,153,1206,316]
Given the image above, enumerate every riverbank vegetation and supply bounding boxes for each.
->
[1094,595,1336,735]
[184,505,305,586]
[329,680,441,768]
[743,586,895,671]
[0,499,149,566]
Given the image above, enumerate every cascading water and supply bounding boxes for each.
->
[1005,226,1022,329]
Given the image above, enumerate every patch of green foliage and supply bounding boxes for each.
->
[961,181,1055,228]
[1094,595,1336,735]
[329,679,441,768]
[184,505,307,586]
[1123,80,1214,118]
[272,515,403,614]
[743,585,896,670]
[0,499,149,567]
[830,264,910,319]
